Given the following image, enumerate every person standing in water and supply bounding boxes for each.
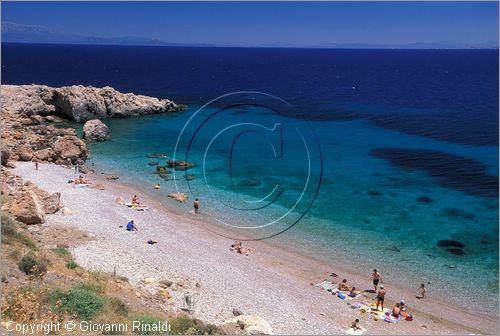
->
[370,269,383,291]
[193,198,200,214]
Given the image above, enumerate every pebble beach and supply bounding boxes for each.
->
[11,162,498,335]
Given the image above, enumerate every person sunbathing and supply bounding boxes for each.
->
[392,302,401,318]
[230,241,253,256]
[132,194,141,205]
[348,286,360,297]
[230,241,242,251]
[338,279,351,291]
[351,319,361,331]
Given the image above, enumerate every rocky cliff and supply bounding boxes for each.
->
[1,84,186,122]
[1,84,186,167]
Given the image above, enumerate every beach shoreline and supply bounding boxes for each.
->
[9,161,498,335]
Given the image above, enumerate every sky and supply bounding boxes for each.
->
[1,1,499,48]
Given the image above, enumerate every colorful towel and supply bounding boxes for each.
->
[337,291,361,301]
[345,326,366,335]
[125,203,149,211]
[315,280,337,292]
[384,313,401,323]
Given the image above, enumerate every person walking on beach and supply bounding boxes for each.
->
[33,158,38,170]
[376,285,386,311]
[370,269,383,291]
[193,198,200,214]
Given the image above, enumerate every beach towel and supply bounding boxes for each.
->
[315,280,337,292]
[74,184,90,188]
[125,203,149,211]
[345,326,366,335]
[368,305,390,320]
[384,313,401,323]
[337,291,361,301]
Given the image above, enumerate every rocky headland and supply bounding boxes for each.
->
[1,84,186,167]
[1,84,186,226]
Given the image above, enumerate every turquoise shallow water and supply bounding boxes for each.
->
[87,105,499,316]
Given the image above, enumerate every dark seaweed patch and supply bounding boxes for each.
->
[368,191,382,196]
[417,196,433,203]
[447,248,466,255]
[437,240,465,249]
[444,208,476,220]
[371,148,499,198]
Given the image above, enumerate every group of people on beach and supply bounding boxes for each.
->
[333,268,424,331]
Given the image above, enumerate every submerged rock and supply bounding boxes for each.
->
[146,153,168,159]
[368,190,382,196]
[416,196,433,203]
[239,179,261,187]
[437,240,465,249]
[168,192,188,203]
[82,119,110,141]
[447,248,466,256]
[444,208,475,220]
[167,160,195,170]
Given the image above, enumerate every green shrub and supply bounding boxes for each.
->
[170,314,196,335]
[8,248,21,261]
[18,255,46,275]
[53,247,71,257]
[15,232,37,250]
[49,286,105,320]
[108,297,129,317]
[1,214,17,237]
[66,260,79,269]
[73,282,105,294]
[131,315,163,335]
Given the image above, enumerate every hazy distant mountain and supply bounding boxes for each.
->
[1,21,214,47]
[2,21,498,49]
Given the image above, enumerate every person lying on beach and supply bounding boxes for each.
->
[370,269,383,291]
[230,241,242,251]
[348,286,360,297]
[147,239,157,245]
[417,283,427,299]
[132,194,141,205]
[351,319,361,331]
[338,279,351,291]
[375,285,386,311]
[230,241,254,256]
[126,220,138,231]
[392,302,401,319]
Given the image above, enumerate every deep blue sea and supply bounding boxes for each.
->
[2,43,498,314]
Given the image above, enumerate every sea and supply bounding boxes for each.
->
[2,43,498,316]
